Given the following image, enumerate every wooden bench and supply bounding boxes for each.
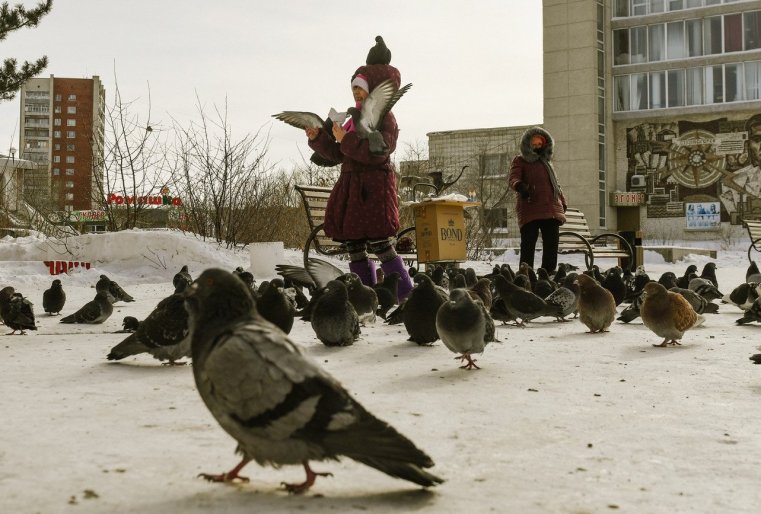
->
[742,218,761,263]
[558,208,634,271]
[295,184,417,268]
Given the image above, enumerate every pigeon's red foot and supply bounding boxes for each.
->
[198,457,251,483]
[456,353,480,370]
[281,462,332,494]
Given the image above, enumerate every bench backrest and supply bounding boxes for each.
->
[294,184,344,251]
[560,208,592,238]
[743,219,761,241]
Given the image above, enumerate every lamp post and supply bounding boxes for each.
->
[9,147,16,162]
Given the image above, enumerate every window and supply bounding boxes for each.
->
[66,119,76,127]
[631,26,648,63]
[686,67,703,105]
[614,29,630,64]
[650,71,666,108]
[480,154,504,176]
[54,118,61,126]
[649,24,665,61]
[615,0,629,17]
[65,155,75,163]
[53,130,61,138]
[66,106,76,114]
[54,94,61,101]
[724,14,743,52]
[66,144,75,151]
[667,21,685,59]
[52,168,60,175]
[53,155,60,163]
[650,0,664,13]
[686,19,703,56]
[615,75,630,111]
[745,11,761,51]
[704,16,723,55]
[54,144,60,151]
[67,94,76,101]
[54,106,61,113]
[686,0,702,7]
[64,205,73,212]
[725,63,743,102]
[668,0,683,10]
[632,73,649,109]
[746,61,761,100]
[65,181,74,188]
[705,65,723,103]
[65,193,74,201]
[66,131,75,138]
[633,0,647,15]
[668,69,686,107]
[65,168,74,175]
[484,208,509,230]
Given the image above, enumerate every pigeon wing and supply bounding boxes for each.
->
[306,258,344,290]
[272,111,324,130]
[360,80,412,130]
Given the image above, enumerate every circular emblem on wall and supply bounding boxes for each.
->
[665,129,725,189]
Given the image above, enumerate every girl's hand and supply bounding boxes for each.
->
[305,127,319,140]
[332,122,346,143]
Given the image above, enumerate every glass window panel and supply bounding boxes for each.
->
[685,0,702,7]
[632,73,649,109]
[633,0,647,15]
[705,65,724,103]
[686,67,703,105]
[667,21,685,59]
[614,75,631,111]
[745,11,761,51]
[631,26,648,63]
[724,14,742,52]
[746,61,761,101]
[704,0,720,5]
[686,19,703,56]
[725,63,743,102]
[649,24,665,61]
[650,0,664,13]
[668,69,686,107]
[704,16,722,54]
[615,0,629,17]
[650,71,666,108]
[668,0,683,10]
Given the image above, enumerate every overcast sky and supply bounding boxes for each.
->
[0,0,543,169]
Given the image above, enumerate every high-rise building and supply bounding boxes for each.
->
[19,76,105,212]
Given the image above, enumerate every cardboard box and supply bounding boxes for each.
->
[412,201,479,263]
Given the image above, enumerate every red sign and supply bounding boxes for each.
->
[106,193,182,206]
[610,191,645,207]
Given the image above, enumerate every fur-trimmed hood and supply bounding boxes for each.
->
[519,126,554,163]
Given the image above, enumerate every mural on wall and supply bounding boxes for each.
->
[625,114,761,223]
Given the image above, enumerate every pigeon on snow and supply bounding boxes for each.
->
[0,287,37,334]
[436,289,496,370]
[390,273,448,345]
[255,280,296,335]
[575,274,616,333]
[736,297,761,325]
[185,268,443,492]
[173,265,193,292]
[641,282,704,347]
[310,280,360,347]
[337,272,379,324]
[60,290,113,324]
[96,274,135,303]
[42,279,66,315]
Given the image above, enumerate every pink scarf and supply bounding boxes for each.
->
[342,101,362,133]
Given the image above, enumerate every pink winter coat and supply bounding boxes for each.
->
[508,127,567,228]
[308,64,401,241]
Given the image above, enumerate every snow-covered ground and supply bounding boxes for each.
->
[1,230,760,513]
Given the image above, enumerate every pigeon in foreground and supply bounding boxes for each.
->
[60,290,114,324]
[436,289,495,370]
[575,274,616,333]
[310,280,360,347]
[0,288,37,334]
[107,281,191,365]
[42,279,66,315]
[185,268,444,492]
[641,282,704,347]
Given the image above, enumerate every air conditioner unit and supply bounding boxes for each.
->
[630,174,646,188]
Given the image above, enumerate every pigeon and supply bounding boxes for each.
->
[373,271,398,319]
[688,276,723,302]
[42,279,66,315]
[699,262,719,288]
[430,265,449,290]
[173,265,193,291]
[337,273,379,324]
[676,265,698,289]
[544,284,578,322]
[658,272,678,290]
[276,258,343,294]
[310,280,360,347]
[747,261,761,283]
[255,280,296,335]
[467,278,493,310]
[233,266,256,291]
[724,282,761,311]
[366,35,391,65]
[736,297,761,325]
[533,268,555,299]
[618,290,645,323]
[641,282,704,347]
[114,316,140,333]
[107,279,191,364]
[395,273,448,345]
[449,273,467,291]
[60,290,114,324]
[601,266,627,306]
[669,287,718,315]
[464,267,478,288]
[0,288,37,334]
[96,274,134,303]
[346,80,413,155]
[436,289,495,370]
[575,274,616,333]
[492,274,560,326]
[750,353,761,364]
[185,268,443,492]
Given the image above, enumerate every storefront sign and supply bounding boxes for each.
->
[610,191,645,207]
[69,210,107,222]
[106,193,183,206]
[686,202,720,231]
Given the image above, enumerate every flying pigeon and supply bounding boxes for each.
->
[60,290,114,324]
[641,282,704,347]
[575,274,616,333]
[107,279,191,364]
[42,279,66,315]
[436,289,495,370]
[185,268,443,492]
[310,280,360,347]
[346,80,413,155]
